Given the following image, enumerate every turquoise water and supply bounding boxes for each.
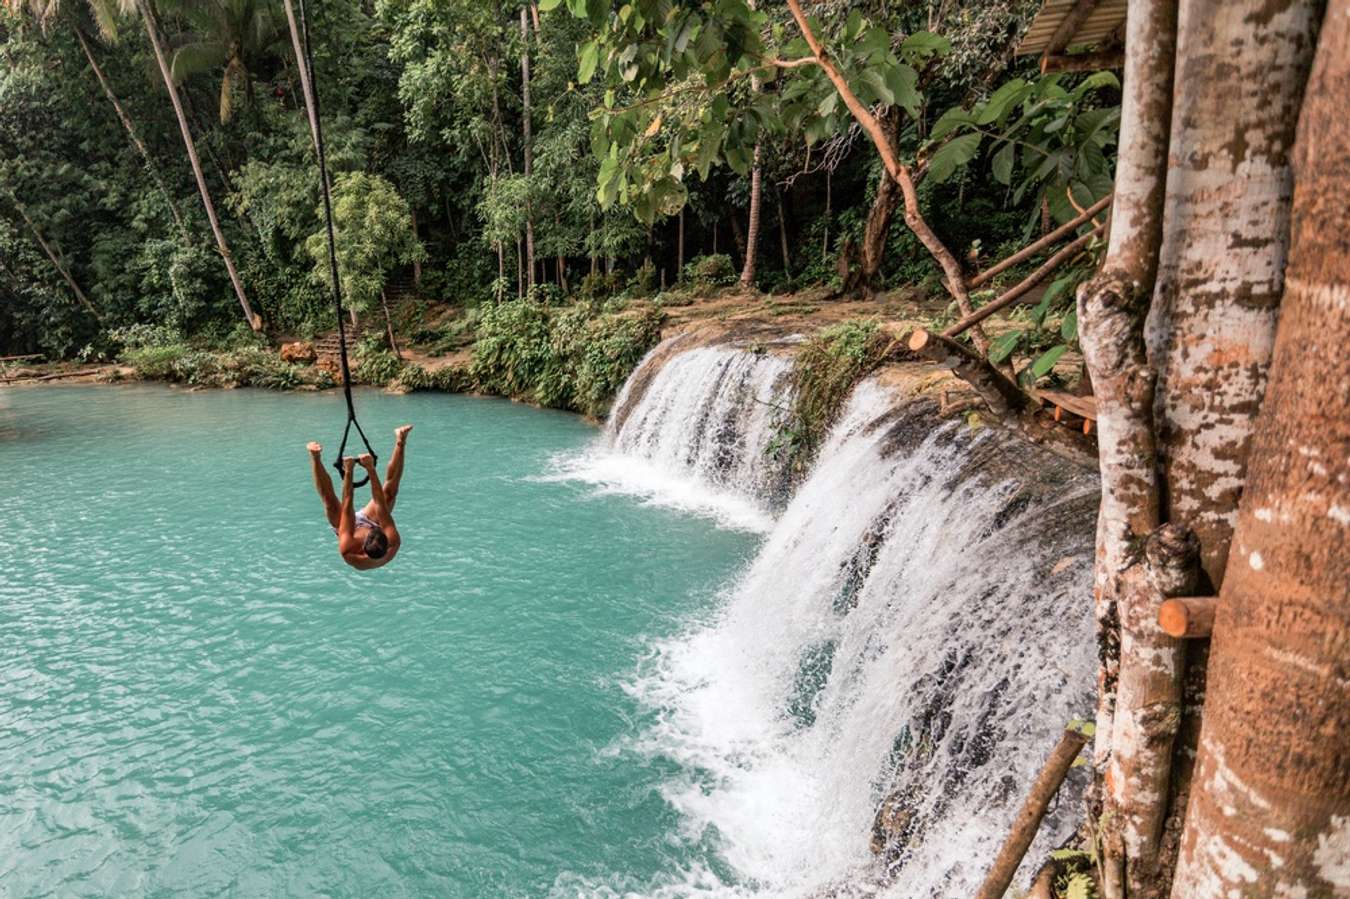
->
[0,385,756,898]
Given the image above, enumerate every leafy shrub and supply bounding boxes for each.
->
[576,271,624,301]
[391,362,472,393]
[120,344,331,389]
[682,253,735,289]
[772,319,891,475]
[625,260,657,298]
[353,344,405,385]
[121,343,189,378]
[470,298,663,415]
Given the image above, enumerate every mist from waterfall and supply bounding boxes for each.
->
[554,343,1099,898]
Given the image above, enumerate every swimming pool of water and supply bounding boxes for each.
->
[0,385,758,897]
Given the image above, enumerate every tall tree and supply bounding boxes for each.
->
[520,4,535,292]
[1170,5,1349,893]
[133,0,261,331]
[739,142,761,288]
[1077,0,1321,895]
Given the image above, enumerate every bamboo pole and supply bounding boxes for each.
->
[944,226,1102,339]
[974,729,1088,899]
[969,194,1112,288]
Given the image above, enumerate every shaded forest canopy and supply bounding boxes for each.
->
[0,0,1115,390]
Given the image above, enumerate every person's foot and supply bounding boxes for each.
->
[358,453,376,470]
[307,441,322,456]
[395,424,413,444]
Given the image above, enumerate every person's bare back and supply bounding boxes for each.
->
[307,425,412,570]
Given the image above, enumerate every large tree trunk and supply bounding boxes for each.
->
[739,143,762,288]
[1075,1,1178,894]
[841,110,902,297]
[1171,8,1350,893]
[73,27,187,239]
[520,7,535,293]
[1146,0,1322,587]
[1079,1,1324,896]
[135,0,260,332]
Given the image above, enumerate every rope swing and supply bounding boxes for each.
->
[286,0,376,487]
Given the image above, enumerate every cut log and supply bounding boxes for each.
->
[907,328,1029,417]
[974,728,1088,899]
[1158,596,1218,639]
[0,367,105,383]
[1038,389,1098,422]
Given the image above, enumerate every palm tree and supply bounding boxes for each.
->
[132,0,262,330]
[3,0,187,237]
[167,0,283,123]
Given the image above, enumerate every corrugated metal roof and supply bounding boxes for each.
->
[1016,0,1128,56]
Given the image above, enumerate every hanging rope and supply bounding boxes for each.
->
[291,0,375,487]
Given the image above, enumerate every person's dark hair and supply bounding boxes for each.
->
[363,528,389,559]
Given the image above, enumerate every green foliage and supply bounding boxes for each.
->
[306,172,426,316]
[121,344,332,389]
[682,252,735,289]
[773,319,890,475]
[470,298,663,414]
[929,71,1120,225]
[550,0,947,223]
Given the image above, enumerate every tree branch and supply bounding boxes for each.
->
[782,0,989,351]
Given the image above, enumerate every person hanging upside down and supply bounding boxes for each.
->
[307,425,412,570]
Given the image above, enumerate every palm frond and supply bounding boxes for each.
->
[169,38,227,83]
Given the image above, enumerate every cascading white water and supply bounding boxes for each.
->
[560,342,1100,897]
[554,343,794,532]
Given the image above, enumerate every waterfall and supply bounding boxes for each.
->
[554,342,794,532]
[560,343,1099,897]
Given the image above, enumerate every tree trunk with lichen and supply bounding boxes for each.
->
[1080,0,1326,894]
[1074,1,1176,894]
[1146,0,1322,589]
[1169,4,1350,894]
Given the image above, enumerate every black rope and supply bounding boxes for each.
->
[297,0,375,488]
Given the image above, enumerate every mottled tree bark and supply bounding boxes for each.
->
[1147,0,1323,586]
[1170,5,1350,895]
[1075,2,1177,894]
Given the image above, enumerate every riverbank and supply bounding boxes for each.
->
[5,287,1095,465]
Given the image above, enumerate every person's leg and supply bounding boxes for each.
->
[338,457,357,537]
[382,424,413,510]
[308,442,341,529]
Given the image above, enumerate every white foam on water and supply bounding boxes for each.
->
[547,343,793,533]
[560,342,1099,898]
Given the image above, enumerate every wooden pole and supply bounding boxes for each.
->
[944,226,1102,339]
[1158,596,1218,638]
[969,194,1112,288]
[974,729,1088,899]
